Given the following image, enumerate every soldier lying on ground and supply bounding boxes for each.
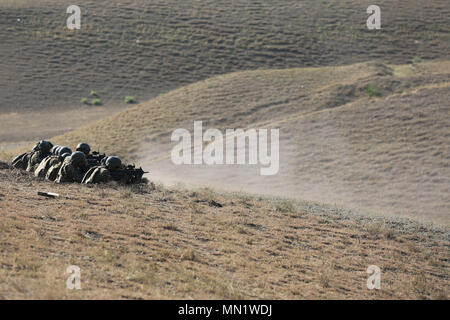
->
[55,151,88,183]
[82,156,147,184]
[26,140,54,172]
[11,140,54,171]
[76,142,106,168]
[35,146,72,178]
[76,142,90,156]
[82,156,122,184]
[45,152,71,181]
[12,141,47,170]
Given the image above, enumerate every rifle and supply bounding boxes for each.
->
[87,151,107,167]
[110,165,148,184]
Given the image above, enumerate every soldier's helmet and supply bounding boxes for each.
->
[51,145,61,155]
[76,143,91,155]
[58,146,72,156]
[105,156,122,171]
[32,142,41,152]
[39,140,54,153]
[60,153,71,160]
[70,151,87,166]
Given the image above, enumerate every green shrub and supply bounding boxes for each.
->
[124,96,135,104]
[365,84,381,97]
[91,99,102,105]
[90,90,98,97]
[80,98,88,104]
[411,56,422,64]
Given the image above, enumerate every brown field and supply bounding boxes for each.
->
[0,165,448,299]
[7,60,446,224]
[0,0,449,114]
[0,0,449,300]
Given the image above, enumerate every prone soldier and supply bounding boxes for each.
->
[11,141,50,170]
[55,151,88,183]
[82,156,122,184]
[35,146,72,178]
[76,142,106,167]
[26,140,54,172]
[82,156,147,184]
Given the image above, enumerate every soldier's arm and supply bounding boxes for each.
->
[56,164,73,183]
[26,153,38,172]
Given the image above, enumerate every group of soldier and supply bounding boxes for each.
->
[11,140,146,184]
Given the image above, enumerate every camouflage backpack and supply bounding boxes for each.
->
[26,150,51,172]
[34,155,60,178]
[45,163,62,181]
[81,166,112,184]
[11,152,31,170]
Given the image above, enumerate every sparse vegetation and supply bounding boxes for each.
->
[412,56,422,64]
[365,83,382,97]
[1,0,449,301]
[276,199,296,213]
[181,248,198,262]
[124,96,135,104]
[91,99,102,106]
[2,0,448,114]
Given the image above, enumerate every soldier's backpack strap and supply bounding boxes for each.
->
[11,152,29,170]
[26,150,39,172]
[34,158,48,178]
[82,166,100,184]
[45,164,61,182]
[34,156,54,178]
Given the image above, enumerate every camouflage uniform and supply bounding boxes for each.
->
[11,152,33,170]
[34,155,61,178]
[82,166,113,184]
[55,157,87,183]
[46,161,64,182]
[82,156,123,184]
[26,150,52,172]
[11,141,43,170]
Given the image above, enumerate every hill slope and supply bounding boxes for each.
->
[0,165,448,299]
[1,0,449,113]
[34,60,450,224]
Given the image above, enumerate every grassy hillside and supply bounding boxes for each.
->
[1,0,448,301]
[0,164,448,299]
[9,60,445,224]
[0,0,449,113]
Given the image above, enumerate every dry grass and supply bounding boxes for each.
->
[0,165,448,299]
[1,0,449,114]
[4,60,446,224]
